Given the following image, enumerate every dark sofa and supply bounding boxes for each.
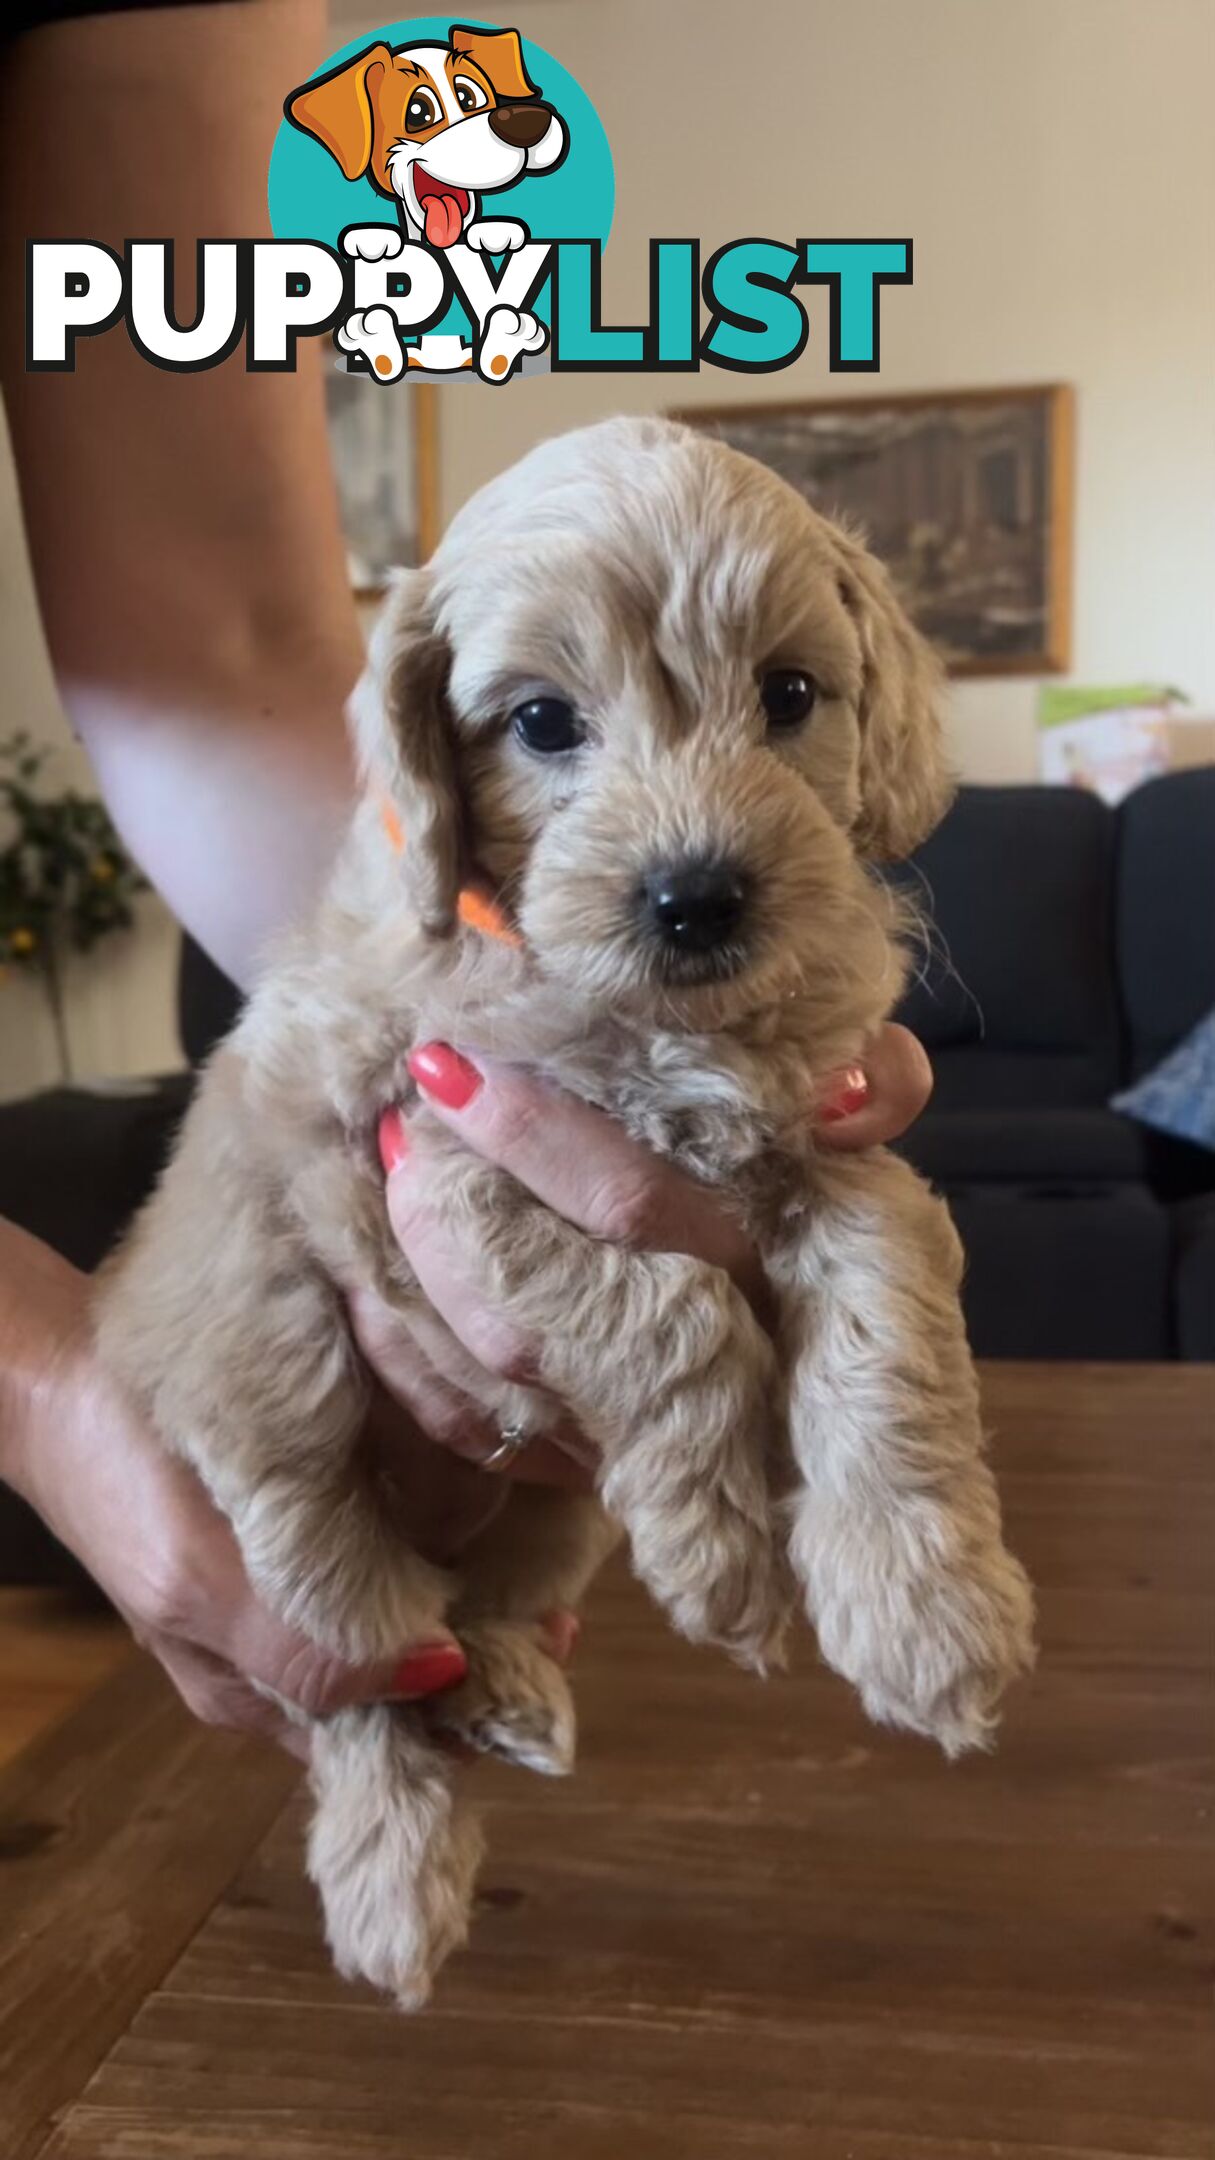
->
[889,768,1215,1359]
[0,770,1211,1579]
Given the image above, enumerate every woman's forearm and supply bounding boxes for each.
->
[57,645,359,992]
[0,0,366,988]
[0,1218,85,1505]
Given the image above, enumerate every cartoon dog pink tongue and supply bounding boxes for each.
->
[415,171,471,250]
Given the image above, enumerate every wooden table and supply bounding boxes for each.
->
[1,1365,1211,2160]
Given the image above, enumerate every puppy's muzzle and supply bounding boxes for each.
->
[488,102,554,149]
[641,858,751,958]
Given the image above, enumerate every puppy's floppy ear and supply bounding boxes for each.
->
[286,43,392,182]
[350,570,463,935]
[449,23,539,100]
[834,536,954,861]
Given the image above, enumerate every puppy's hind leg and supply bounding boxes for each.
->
[427,1490,621,1778]
[309,1706,483,2011]
[429,1619,577,1776]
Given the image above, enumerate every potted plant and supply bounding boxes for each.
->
[0,732,148,1085]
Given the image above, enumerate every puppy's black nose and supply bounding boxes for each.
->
[488,101,553,149]
[643,860,750,953]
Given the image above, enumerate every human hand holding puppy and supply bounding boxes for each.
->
[355,1024,931,1475]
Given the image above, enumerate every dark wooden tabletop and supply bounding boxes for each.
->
[1,1364,1212,2160]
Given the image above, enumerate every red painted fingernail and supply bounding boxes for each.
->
[389,1641,468,1699]
[819,1066,871,1124]
[407,1042,483,1111]
[377,1106,410,1175]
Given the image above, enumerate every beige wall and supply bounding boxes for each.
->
[2,0,1211,1095]
[0,411,182,1101]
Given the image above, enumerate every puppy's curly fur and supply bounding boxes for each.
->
[95,416,1035,2009]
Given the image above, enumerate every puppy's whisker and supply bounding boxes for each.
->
[890,861,983,1036]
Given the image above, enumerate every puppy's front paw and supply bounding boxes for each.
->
[616,1466,788,1672]
[428,1621,575,1776]
[801,1510,1036,1754]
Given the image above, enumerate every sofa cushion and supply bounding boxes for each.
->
[0,1077,191,1272]
[890,785,1123,1108]
[1172,1194,1215,1361]
[1116,767,1215,1080]
[946,1186,1171,1360]
[920,1046,1122,1119]
[0,1076,194,1587]
[178,935,242,1065]
[898,1106,1148,1188]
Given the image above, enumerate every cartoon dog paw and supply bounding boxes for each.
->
[336,306,405,382]
[463,218,529,256]
[476,305,548,383]
[341,225,404,263]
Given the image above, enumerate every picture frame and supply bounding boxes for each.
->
[673,384,1074,677]
[324,372,441,594]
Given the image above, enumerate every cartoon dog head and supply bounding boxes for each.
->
[286,24,567,249]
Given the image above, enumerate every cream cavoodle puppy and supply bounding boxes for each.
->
[95,415,1034,2009]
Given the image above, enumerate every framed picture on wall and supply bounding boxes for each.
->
[673,384,1074,677]
[324,370,440,595]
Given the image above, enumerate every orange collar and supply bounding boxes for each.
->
[377,795,522,946]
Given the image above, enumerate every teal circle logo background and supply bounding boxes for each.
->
[268,17,614,340]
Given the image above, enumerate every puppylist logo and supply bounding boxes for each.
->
[26,16,912,383]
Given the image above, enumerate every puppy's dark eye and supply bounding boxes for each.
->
[511,696,585,754]
[760,668,818,732]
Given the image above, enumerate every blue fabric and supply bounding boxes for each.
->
[1113,1009,1215,1152]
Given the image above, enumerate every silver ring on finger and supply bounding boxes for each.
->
[481,1419,530,1472]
